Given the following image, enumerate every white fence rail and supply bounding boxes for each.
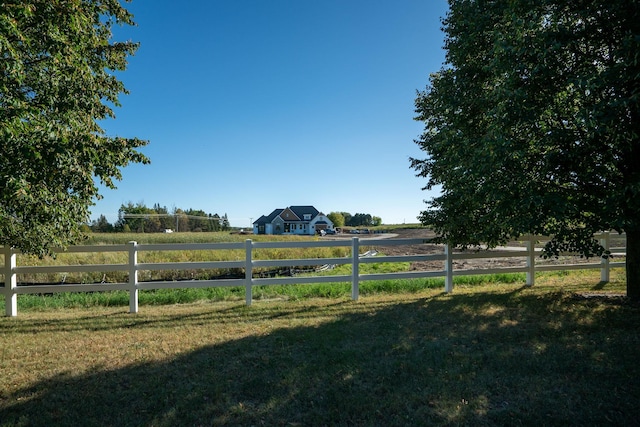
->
[2,233,626,317]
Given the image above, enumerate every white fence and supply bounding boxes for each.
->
[2,234,626,317]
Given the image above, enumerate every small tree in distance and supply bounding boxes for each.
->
[327,212,345,228]
[329,212,382,227]
[90,215,114,233]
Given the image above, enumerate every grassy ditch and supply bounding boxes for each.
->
[10,267,627,311]
[0,274,637,426]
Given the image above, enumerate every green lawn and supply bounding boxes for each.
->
[1,274,638,426]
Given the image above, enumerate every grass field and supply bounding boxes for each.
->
[1,269,638,426]
[12,231,357,285]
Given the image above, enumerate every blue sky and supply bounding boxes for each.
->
[92,0,449,227]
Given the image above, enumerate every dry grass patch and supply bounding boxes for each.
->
[1,278,638,426]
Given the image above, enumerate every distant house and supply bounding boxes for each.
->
[252,206,334,235]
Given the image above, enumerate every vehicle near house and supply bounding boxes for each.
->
[252,205,335,236]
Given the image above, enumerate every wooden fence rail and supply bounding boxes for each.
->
[2,233,626,317]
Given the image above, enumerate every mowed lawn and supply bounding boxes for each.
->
[1,277,638,426]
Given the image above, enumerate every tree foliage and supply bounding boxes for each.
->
[411,0,640,297]
[0,1,149,256]
[330,212,382,227]
[327,212,345,228]
[349,213,374,227]
[90,214,113,233]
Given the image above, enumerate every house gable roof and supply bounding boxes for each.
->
[288,205,319,220]
[253,209,283,225]
[253,215,266,225]
[279,207,301,222]
[253,206,322,225]
[266,209,284,222]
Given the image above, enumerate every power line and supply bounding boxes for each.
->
[119,214,251,222]
[119,213,231,232]
[122,213,226,221]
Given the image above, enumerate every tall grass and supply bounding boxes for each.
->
[13,231,354,285]
[14,268,626,311]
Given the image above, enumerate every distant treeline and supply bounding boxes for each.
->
[328,212,382,228]
[89,204,382,233]
[89,202,230,233]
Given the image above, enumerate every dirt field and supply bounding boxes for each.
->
[333,228,619,272]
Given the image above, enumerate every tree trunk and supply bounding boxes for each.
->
[626,227,640,301]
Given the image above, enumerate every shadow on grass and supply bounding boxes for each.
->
[1,290,639,426]
[592,280,612,291]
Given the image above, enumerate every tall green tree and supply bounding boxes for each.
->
[349,213,373,227]
[117,202,153,233]
[340,212,352,227]
[173,208,189,233]
[90,214,113,233]
[153,203,173,231]
[327,212,345,228]
[1,1,149,256]
[185,209,211,232]
[221,214,230,231]
[411,0,640,298]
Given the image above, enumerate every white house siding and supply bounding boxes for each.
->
[289,222,312,235]
[311,215,333,233]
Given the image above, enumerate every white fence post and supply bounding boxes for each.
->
[128,241,139,313]
[444,243,453,293]
[1,232,626,317]
[526,236,535,287]
[351,237,360,301]
[245,239,253,306]
[3,246,17,317]
[600,232,610,283]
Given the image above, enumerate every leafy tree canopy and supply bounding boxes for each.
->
[0,0,149,256]
[327,212,345,228]
[90,214,113,233]
[411,0,640,297]
[331,212,381,227]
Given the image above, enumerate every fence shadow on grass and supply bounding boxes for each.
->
[1,290,639,426]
